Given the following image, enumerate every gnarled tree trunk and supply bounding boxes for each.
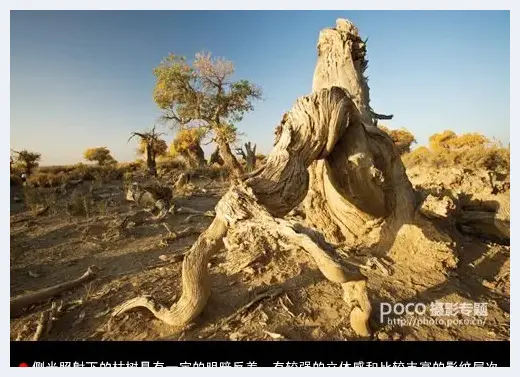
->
[215,134,244,176]
[209,146,225,166]
[113,19,421,338]
[303,19,415,253]
[179,144,206,168]
[188,143,206,167]
[145,145,157,177]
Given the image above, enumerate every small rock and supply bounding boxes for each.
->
[28,271,40,278]
[158,255,169,262]
[377,332,390,341]
[419,194,455,220]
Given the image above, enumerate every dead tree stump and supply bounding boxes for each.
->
[113,19,431,338]
[303,19,415,253]
[236,142,257,172]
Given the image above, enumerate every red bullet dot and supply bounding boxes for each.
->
[19,362,29,367]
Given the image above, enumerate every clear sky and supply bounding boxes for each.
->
[10,10,510,166]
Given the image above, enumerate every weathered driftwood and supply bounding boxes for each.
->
[11,266,99,318]
[112,19,416,337]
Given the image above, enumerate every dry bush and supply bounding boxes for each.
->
[26,162,137,188]
[401,146,432,168]
[186,165,231,180]
[27,172,64,188]
[428,130,457,152]
[22,187,58,215]
[458,145,509,172]
[157,157,186,171]
[444,133,490,150]
[66,187,96,217]
[38,165,77,175]
[403,132,509,173]
[118,161,142,172]
[90,165,124,183]
[379,125,417,155]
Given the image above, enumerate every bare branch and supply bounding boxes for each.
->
[370,110,394,120]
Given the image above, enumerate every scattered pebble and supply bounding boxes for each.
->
[28,271,40,278]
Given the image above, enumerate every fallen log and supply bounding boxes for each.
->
[11,265,99,318]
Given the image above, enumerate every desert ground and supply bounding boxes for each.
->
[10,159,510,341]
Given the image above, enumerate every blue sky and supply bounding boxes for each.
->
[10,10,510,166]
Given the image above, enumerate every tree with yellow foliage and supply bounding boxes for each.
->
[428,130,457,151]
[153,52,262,175]
[83,147,116,166]
[445,133,490,150]
[169,128,206,168]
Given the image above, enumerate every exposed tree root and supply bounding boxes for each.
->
[114,185,371,335]
[11,266,99,318]
[112,217,228,329]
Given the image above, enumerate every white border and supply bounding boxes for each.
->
[4,1,516,374]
